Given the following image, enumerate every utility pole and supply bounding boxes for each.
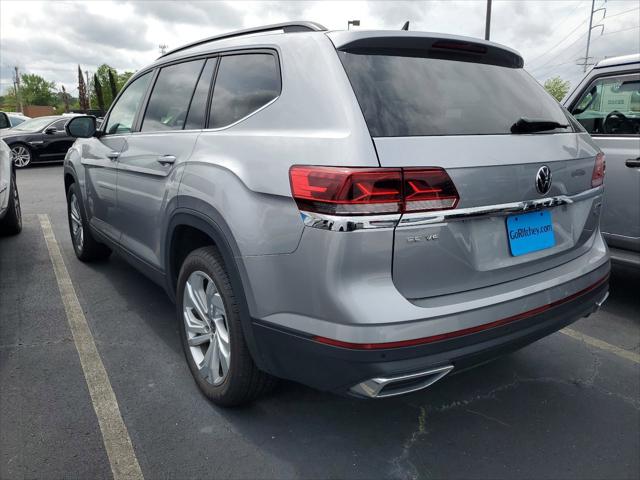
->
[484,0,492,40]
[579,0,606,72]
[85,70,92,109]
[14,66,23,113]
[159,43,168,55]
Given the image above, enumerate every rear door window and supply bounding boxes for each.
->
[142,59,205,132]
[570,73,640,135]
[209,53,280,129]
[184,58,217,130]
[339,51,571,137]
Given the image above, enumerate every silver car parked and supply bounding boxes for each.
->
[63,22,610,406]
[0,139,22,235]
[564,54,640,267]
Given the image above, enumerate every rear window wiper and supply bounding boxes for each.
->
[511,117,570,134]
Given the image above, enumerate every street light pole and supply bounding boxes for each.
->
[484,0,492,40]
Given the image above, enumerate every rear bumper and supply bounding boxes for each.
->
[251,273,609,396]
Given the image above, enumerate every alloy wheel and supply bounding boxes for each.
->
[183,271,231,386]
[69,194,84,251]
[11,146,30,167]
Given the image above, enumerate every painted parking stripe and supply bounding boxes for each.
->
[38,214,144,480]
[561,327,640,364]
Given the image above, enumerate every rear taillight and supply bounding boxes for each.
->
[403,168,459,212]
[591,152,606,187]
[289,166,459,216]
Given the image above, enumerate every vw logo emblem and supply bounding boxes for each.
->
[535,166,552,195]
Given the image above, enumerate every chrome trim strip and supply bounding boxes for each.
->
[398,186,603,227]
[300,211,400,232]
[301,187,603,232]
[350,365,454,398]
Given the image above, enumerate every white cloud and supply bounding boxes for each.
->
[0,0,638,97]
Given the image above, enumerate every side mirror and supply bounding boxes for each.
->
[44,127,57,135]
[66,116,97,138]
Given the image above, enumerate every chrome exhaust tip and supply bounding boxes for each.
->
[350,365,454,399]
[595,290,609,310]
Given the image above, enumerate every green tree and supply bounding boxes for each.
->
[118,71,134,87]
[0,87,18,111]
[544,76,571,102]
[78,65,89,112]
[89,65,136,110]
[108,68,118,102]
[19,73,57,106]
[93,73,105,113]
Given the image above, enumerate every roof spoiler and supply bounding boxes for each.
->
[328,32,524,68]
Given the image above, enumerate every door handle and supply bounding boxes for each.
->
[107,151,120,161]
[625,157,640,168]
[157,154,176,166]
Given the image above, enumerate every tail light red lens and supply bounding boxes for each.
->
[591,152,606,187]
[403,168,459,212]
[289,166,459,216]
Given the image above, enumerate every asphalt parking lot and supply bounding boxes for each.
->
[1,164,639,480]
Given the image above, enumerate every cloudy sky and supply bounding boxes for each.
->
[1,0,638,97]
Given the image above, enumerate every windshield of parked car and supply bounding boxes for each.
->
[338,50,571,137]
[10,117,57,132]
[8,115,28,127]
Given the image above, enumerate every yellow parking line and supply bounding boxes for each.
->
[561,327,640,364]
[38,214,144,480]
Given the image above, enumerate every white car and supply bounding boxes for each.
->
[0,111,30,130]
[0,139,22,235]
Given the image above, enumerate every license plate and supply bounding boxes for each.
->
[506,210,555,257]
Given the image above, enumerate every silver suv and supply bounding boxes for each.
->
[63,22,610,406]
[564,54,640,267]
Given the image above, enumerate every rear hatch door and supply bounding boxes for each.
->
[335,34,602,299]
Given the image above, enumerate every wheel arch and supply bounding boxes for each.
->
[166,208,265,368]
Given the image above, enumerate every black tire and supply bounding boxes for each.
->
[0,171,22,236]
[177,246,276,406]
[66,183,111,261]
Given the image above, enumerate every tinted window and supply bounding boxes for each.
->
[105,73,152,135]
[142,60,204,132]
[209,53,280,128]
[184,58,216,130]
[0,114,9,129]
[12,117,56,132]
[51,119,68,130]
[571,74,640,135]
[339,51,571,137]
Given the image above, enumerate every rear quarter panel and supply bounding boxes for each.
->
[177,33,379,256]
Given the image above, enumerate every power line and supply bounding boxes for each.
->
[603,6,640,20]
[530,24,639,78]
[527,18,588,66]
[601,25,640,36]
[529,30,589,72]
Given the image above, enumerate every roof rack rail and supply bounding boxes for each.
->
[159,21,328,58]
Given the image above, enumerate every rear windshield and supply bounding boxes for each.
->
[338,51,571,137]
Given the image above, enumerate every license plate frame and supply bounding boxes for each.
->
[506,210,556,257]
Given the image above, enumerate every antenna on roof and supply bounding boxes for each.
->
[401,21,409,31]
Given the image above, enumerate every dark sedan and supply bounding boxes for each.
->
[0,115,78,168]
